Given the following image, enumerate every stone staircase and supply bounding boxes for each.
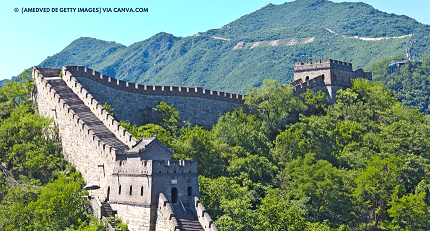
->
[102,201,122,230]
[172,203,204,231]
[46,78,129,152]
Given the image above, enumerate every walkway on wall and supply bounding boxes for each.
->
[172,203,204,231]
[46,78,129,152]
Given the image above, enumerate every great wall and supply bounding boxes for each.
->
[32,59,371,231]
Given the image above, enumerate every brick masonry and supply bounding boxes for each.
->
[64,66,245,128]
[33,59,369,231]
[291,59,372,101]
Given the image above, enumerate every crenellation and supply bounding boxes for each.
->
[34,59,369,231]
[64,65,245,106]
[193,197,218,231]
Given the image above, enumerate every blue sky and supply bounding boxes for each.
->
[1,0,428,80]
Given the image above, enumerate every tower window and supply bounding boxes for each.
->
[305,76,309,81]
[129,186,132,195]
[119,185,121,195]
[141,186,144,196]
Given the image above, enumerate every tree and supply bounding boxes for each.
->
[386,185,430,230]
[353,154,403,226]
[245,79,306,135]
[279,153,355,226]
[255,189,330,231]
[227,154,277,186]
[28,172,87,230]
[300,89,328,116]
[212,108,269,157]
[173,126,224,177]
[0,69,33,118]
[141,101,182,136]
[119,121,172,145]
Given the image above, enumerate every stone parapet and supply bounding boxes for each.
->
[158,193,180,231]
[64,66,245,104]
[194,197,218,231]
[113,159,198,176]
[62,66,138,148]
[291,75,326,96]
[33,67,119,160]
[294,59,353,72]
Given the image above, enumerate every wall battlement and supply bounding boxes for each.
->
[194,197,218,231]
[157,193,179,231]
[64,66,245,104]
[63,66,245,127]
[113,159,198,175]
[291,74,327,96]
[292,59,372,100]
[33,68,120,159]
[294,59,353,72]
[62,67,138,148]
[34,59,369,231]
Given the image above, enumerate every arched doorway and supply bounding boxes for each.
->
[171,187,178,203]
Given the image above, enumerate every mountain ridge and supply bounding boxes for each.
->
[37,0,430,93]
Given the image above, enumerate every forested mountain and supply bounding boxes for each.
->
[38,0,430,93]
[367,55,430,114]
[3,68,430,230]
[119,78,430,230]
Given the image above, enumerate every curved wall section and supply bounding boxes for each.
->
[63,66,245,127]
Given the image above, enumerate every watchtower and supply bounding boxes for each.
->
[291,59,372,100]
[107,137,199,228]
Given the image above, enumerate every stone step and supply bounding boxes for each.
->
[172,205,204,231]
[47,79,129,152]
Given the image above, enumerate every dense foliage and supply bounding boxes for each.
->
[368,54,430,114]
[37,0,430,94]
[4,58,430,230]
[0,71,107,230]
[121,78,430,230]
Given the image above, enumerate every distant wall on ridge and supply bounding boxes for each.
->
[64,66,245,128]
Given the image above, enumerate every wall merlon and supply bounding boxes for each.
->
[194,197,218,231]
[64,66,245,105]
[60,68,139,148]
[33,68,121,165]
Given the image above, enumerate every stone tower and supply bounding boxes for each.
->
[109,137,200,230]
[291,59,372,100]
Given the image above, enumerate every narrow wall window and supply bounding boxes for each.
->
[188,186,192,196]
[141,186,144,196]
[130,186,132,195]
[119,185,121,195]
[305,76,309,81]
[322,74,325,80]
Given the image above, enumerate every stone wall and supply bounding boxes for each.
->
[110,203,153,231]
[33,68,116,199]
[292,59,372,100]
[61,67,138,148]
[156,193,179,231]
[193,197,218,231]
[110,159,199,207]
[63,66,245,128]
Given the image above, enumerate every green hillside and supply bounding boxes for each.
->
[367,55,430,114]
[38,0,430,93]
